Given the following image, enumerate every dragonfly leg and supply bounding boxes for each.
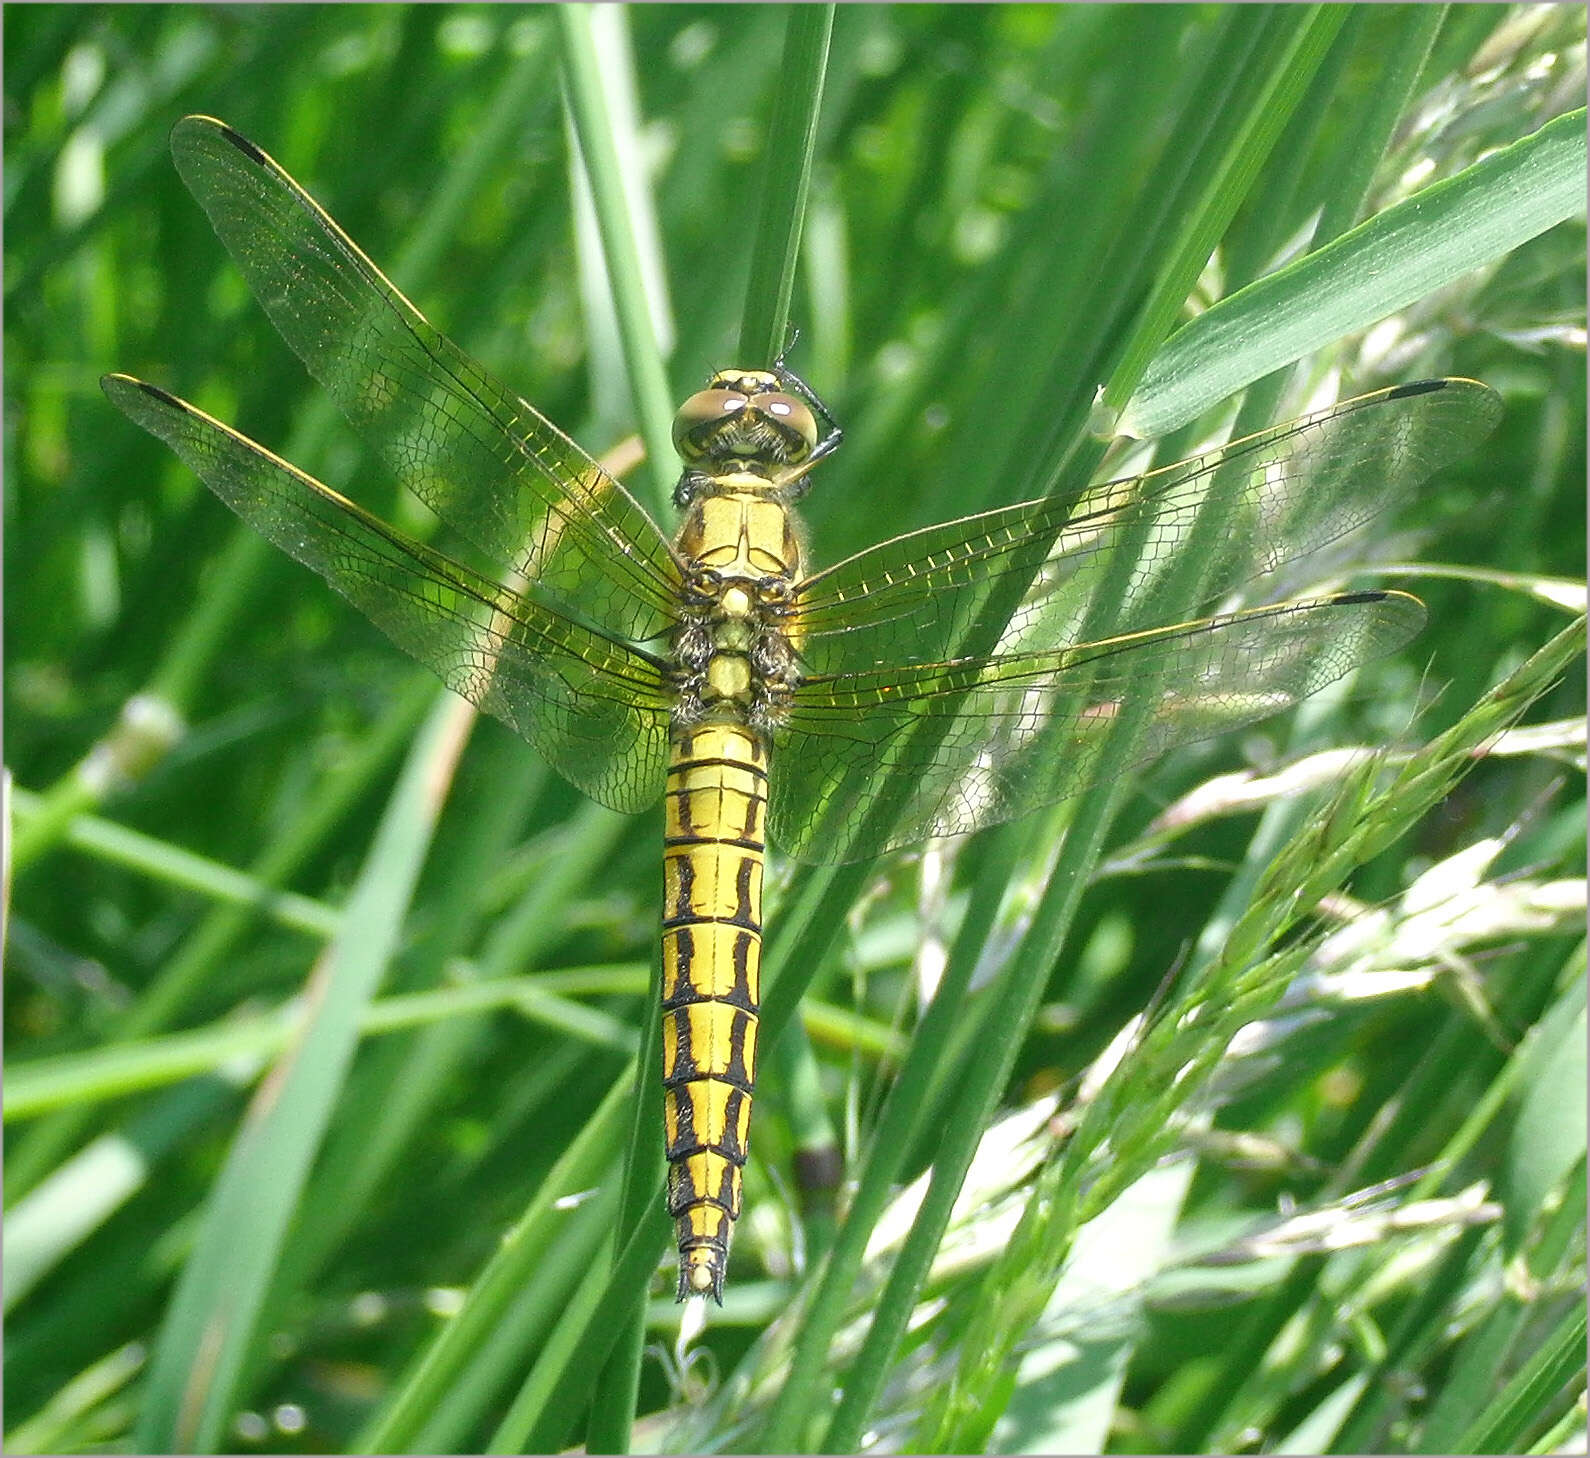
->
[772,362,844,469]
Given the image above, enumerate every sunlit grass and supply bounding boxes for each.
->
[5,5,1584,1453]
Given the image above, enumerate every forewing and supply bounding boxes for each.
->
[168,114,680,642]
[769,591,1425,864]
[104,375,672,813]
[791,379,1498,675]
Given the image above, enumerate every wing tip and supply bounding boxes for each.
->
[101,372,179,411]
[1326,586,1427,653]
[1384,378,1450,401]
[172,113,265,167]
[1384,375,1504,435]
[1328,588,1394,606]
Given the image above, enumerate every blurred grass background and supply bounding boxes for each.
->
[5,5,1585,1453]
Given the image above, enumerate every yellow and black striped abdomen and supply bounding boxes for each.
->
[662,719,767,1302]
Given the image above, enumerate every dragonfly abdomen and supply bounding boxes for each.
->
[661,719,767,1302]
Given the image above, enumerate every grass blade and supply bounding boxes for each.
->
[136,693,475,1451]
[1125,107,1588,437]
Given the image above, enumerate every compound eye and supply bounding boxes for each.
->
[760,393,818,454]
[672,388,747,459]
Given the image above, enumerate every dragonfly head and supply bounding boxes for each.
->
[673,369,820,478]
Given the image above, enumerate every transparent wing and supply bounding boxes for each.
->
[104,375,672,813]
[791,379,1498,674]
[768,590,1425,864]
[168,114,681,643]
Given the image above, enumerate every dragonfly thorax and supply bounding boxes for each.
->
[670,485,804,733]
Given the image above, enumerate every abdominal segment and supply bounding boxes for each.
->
[661,720,766,1302]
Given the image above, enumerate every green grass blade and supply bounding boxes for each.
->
[557,3,676,513]
[352,1070,635,1452]
[1101,5,1347,410]
[1125,107,1588,438]
[135,693,475,1451]
[4,1341,146,1455]
[5,1076,243,1309]
[1455,1304,1587,1454]
[6,678,432,1194]
[584,937,665,1456]
[8,787,340,940]
[5,971,637,1122]
[1505,973,1588,1246]
[489,1197,673,1453]
[820,778,1130,1453]
[737,4,835,367]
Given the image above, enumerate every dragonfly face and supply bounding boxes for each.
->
[104,115,1502,1304]
[671,369,827,492]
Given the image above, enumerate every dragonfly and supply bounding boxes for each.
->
[104,115,1501,1303]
